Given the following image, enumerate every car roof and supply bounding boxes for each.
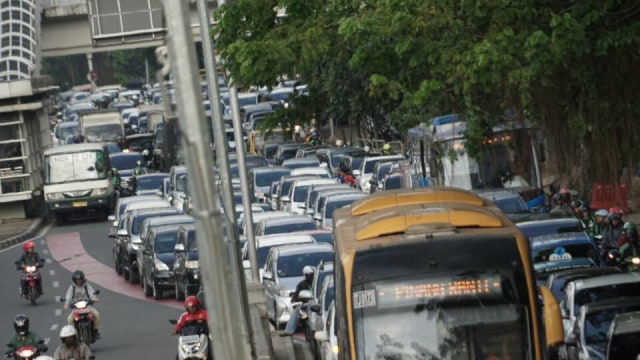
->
[129,207,180,217]
[283,158,319,164]
[582,297,640,315]
[292,178,336,187]
[291,167,330,175]
[549,266,621,284]
[256,234,315,247]
[273,243,334,256]
[261,215,314,226]
[324,192,367,202]
[117,195,162,206]
[609,310,640,335]
[143,214,194,226]
[250,166,290,174]
[110,152,143,159]
[125,200,171,211]
[531,232,591,246]
[574,272,640,291]
[151,224,185,235]
[135,173,169,179]
[251,212,291,222]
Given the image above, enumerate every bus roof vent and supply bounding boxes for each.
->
[350,187,485,216]
[404,222,456,235]
[355,208,503,241]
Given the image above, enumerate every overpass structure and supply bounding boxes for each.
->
[41,0,218,57]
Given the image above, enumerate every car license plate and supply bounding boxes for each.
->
[72,201,88,207]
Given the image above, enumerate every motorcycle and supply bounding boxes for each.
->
[60,290,100,345]
[15,262,43,306]
[4,341,47,360]
[169,319,212,360]
[594,235,619,266]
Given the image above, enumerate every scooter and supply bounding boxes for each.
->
[169,319,212,360]
[4,341,47,360]
[60,290,100,345]
[15,262,43,306]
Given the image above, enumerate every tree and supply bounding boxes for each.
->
[214,0,640,187]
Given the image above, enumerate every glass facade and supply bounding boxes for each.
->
[0,0,38,81]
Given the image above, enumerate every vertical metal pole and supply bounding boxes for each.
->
[144,58,150,85]
[228,83,260,281]
[161,1,252,359]
[86,53,96,91]
[329,116,335,140]
[195,0,255,348]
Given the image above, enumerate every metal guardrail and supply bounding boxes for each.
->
[41,0,86,8]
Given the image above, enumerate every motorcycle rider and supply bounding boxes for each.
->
[549,193,571,215]
[570,200,584,219]
[617,222,640,249]
[172,296,209,335]
[577,204,596,236]
[15,240,45,297]
[53,325,92,360]
[133,160,145,176]
[602,207,625,249]
[592,209,609,237]
[7,314,47,353]
[63,271,101,339]
[618,223,640,272]
[382,143,395,155]
[282,265,315,336]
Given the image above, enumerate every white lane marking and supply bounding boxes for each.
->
[0,223,52,253]
[42,249,49,255]
[46,258,52,264]
[49,269,55,276]
[55,309,61,316]
[44,338,50,345]
[53,281,59,288]
[50,324,58,331]
[55,296,61,302]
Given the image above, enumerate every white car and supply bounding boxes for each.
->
[290,167,331,178]
[241,233,316,281]
[314,301,338,360]
[357,155,405,192]
[287,178,338,215]
[314,192,367,230]
[241,211,290,236]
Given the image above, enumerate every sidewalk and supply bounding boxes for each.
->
[0,218,45,250]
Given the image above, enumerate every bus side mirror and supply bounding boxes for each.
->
[539,285,564,347]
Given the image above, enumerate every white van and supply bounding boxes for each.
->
[43,143,114,225]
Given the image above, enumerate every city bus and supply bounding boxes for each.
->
[406,114,546,209]
[332,187,563,359]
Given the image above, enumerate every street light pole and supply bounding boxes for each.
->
[161,0,253,358]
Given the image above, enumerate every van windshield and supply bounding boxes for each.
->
[45,151,108,184]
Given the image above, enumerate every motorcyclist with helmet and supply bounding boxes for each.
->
[172,296,209,335]
[283,265,315,336]
[570,200,584,219]
[592,209,609,237]
[601,207,625,249]
[577,203,596,235]
[618,222,640,272]
[133,160,145,176]
[53,325,92,360]
[15,240,45,298]
[382,143,395,155]
[64,271,101,339]
[549,191,572,215]
[7,314,47,355]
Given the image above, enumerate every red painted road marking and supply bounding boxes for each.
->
[46,232,181,309]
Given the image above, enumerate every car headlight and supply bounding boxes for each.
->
[185,260,199,269]
[154,258,170,271]
[47,192,64,200]
[92,188,108,196]
[181,342,201,353]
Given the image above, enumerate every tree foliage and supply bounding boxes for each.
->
[214,0,640,186]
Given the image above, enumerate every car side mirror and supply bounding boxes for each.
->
[539,285,564,347]
[174,243,185,253]
[314,331,329,342]
[108,215,116,222]
[117,229,128,237]
[298,290,313,301]
[310,304,321,313]
[262,270,273,281]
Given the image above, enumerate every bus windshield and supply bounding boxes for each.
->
[85,124,122,142]
[354,271,532,359]
[45,151,108,184]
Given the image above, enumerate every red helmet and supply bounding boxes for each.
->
[558,188,570,196]
[22,241,35,252]
[184,296,200,312]
[609,207,623,215]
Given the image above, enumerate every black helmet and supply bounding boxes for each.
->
[579,203,590,213]
[13,314,29,336]
[571,200,583,209]
[71,270,85,284]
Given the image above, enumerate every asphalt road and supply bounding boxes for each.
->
[0,218,183,359]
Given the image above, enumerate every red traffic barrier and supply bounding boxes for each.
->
[590,183,630,214]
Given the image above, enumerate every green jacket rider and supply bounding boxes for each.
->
[8,315,44,351]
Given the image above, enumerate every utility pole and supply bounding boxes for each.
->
[195,0,255,346]
[160,1,253,358]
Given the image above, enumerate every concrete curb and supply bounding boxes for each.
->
[0,218,47,250]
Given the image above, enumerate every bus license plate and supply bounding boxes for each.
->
[72,201,88,207]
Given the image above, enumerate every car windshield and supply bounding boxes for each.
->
[133,212,173,235]
[175,173,187,192]
[111,154,143,171]
[280,149,299,162]
[45,150,108,184]
[532,243,599,265]
[607,329,640,359]
[376,164,392,179]
[584,305,640,355]
[311,233,333,246]
[354,272,531,360]
[155,232,178,253]
[325,198,361,219]
[518,222,583,239]
[293,185,312,202]
[364,159,384,174]
[256,171,289,187]
[276,251,333,278]
[574,283,640,316]
[494,197,527,213]
[281,181,296,198]
[136,176,167,190]
[265,221,317,235]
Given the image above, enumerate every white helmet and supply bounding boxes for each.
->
[60,325,77,338]
[35,356,55,360]
[335,139,343,147]
[303,265,315,275]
